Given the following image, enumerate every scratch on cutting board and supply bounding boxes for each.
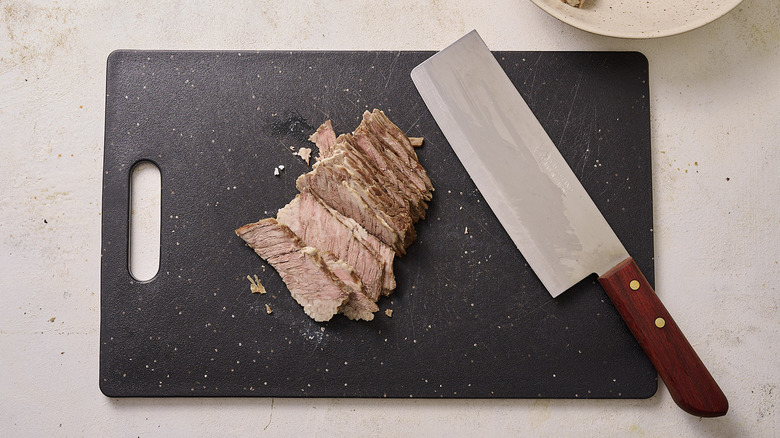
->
[579,143,592,178]
[526,53,545,105]
[305,327,325,359]
[481,342,499,361]
[517,296,556,320]
[405,113,423,133]
[383,51,401,89]
[342,93,359,110]
[310,103,331,121]
[558,72,583,146]
[577,106,598,178]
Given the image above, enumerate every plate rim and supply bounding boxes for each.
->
[529,0,743,39]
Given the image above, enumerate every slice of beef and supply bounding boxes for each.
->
[329,133,427,224]
[355,118,433,207]
[309,120,338,160]
[287,192,396,294]
[235,218,349,322]
[333,149,417,249]
[365,109,423,163]
[318,251,378,321]
[340,133,429,223]
[276,191,387,301]
[308,115,430,221]
[362,109,434,193]
[351,127,430,221]
[296,162,399,253]
[347,217,397,294]
[341,287,380,320]
[296,149,415,254]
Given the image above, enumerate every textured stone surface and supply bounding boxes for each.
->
[1,0,778,436]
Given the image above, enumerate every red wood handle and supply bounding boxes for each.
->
[598,258,728,417]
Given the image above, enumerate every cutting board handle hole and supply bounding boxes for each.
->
[128,160,161,282]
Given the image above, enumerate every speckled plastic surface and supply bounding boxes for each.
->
[100,50,655,398]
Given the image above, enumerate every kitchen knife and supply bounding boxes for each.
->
[411,30,728,417]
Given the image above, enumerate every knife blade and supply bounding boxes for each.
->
[411,30,728,417]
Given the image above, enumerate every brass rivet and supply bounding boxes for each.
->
[629,280,640,290]
[655,317,666,328]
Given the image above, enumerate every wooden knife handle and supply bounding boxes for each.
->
[598,257,728,417]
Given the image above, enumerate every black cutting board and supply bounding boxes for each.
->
[101,50,656,398]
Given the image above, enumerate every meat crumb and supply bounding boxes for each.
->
[247,275,267,294]
[385,309,393,318]
[265,304,273,314]
[296,147,313,165]
[409,137,424,147]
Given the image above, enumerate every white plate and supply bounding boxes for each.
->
[529,0,743,39]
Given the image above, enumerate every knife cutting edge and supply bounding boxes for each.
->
[411,30,728,417]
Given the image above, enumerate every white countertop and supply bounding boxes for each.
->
[2,1,778,436]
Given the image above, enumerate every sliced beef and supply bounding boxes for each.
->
[347,218,397,294]
[318,251,378,321]
[238,109,430,322]
[308,114,431,221]
[295,162,400,253]
[340,285,379,320]
[331,133,427,223]
[335,146,418,248]
[362,109,434,194]
[309,120,338,160]
[351,128,429,221]
[235,218,349,322]
[276,191,389,301]
[354,124,432,218]
[296,149,415,254]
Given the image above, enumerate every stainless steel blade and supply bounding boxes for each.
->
[411,30,630,297]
